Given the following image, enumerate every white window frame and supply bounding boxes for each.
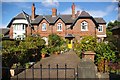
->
[98,25,103,32]
[13,24,26,31]
[57,23,62,31]
[42,23,47,31]
[81,21,88,31]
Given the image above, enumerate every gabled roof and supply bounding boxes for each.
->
[7,12,31,28]
[31,15,75,24]
[7,11,106,28]
[94,18,106,24]
[70,11,99,29]
[80,11,91,17]
[14,13,26,19]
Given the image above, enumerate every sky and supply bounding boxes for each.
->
[0,0,119,28]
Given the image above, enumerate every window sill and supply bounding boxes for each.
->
[81,30,88,31]
[42,30,47,31]
[98,31,103,32]
[57,30,62,31]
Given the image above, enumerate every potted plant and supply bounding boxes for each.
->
[41,48,47,58]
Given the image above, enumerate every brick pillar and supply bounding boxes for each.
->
[82,51,96,62]
[9,26,13,39]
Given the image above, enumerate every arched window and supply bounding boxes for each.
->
[57,23,62,31]
[42,23,47,31]
[81,21,88,31]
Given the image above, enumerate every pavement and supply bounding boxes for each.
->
[11,50,81,79]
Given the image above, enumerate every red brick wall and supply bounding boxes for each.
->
[9,25,13,39]
[37,19,51,37]
[26,25,32,36]
[70,18,96,40]
[96,24,106,35]
[9,18,106,40]
[52,19,66,37]
[30,18,106,40]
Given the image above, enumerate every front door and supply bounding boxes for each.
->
[68,40,73,49]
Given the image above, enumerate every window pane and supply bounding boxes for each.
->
[42,23,46,31]
[98,25,103,32]
[57,23,62,31]
[23,24,25,30]
[81,21,88,31]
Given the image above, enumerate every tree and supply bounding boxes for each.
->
[17,36,45,63]
[107,20,120,31]
[74,36,97,58]
[48,34,65,54]
[2,36,46,67]
[48,34,62,47]
[95,42,116,72]
[80,36,97,51]
[2,40,19,67]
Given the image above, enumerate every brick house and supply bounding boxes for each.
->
[7,3,106,45]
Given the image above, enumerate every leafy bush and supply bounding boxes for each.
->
[48,34,65,54]
[2,36,46,67]
[74,36,96,57]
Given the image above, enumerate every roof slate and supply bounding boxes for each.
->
[94,18,106,24]
[14,13,25,19]
[12,11,106,25]
[80,11,91,17]
[0,28,10,35]
[65,34,75,38]
[31,15,75,24]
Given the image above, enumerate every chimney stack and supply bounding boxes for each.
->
[52,8,57,17]
[71,3,75,18]
[31,3,35,20]
[76,11,80,17]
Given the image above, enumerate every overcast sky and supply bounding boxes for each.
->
[0,0,119,28]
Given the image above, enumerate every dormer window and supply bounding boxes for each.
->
[81,21,88,31]
[98,25,103,32]
[57,23,62,31]
[42,23,47,31]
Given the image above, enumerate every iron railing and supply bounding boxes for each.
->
[2,64,76,80]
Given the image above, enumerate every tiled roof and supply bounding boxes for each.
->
[14,13,25,19]
[11,11,106,25]
[94,18,106,24]
[80,11,91,17]
[65,34,75,38]
[31,15,75,24]
[0,28,10,35]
